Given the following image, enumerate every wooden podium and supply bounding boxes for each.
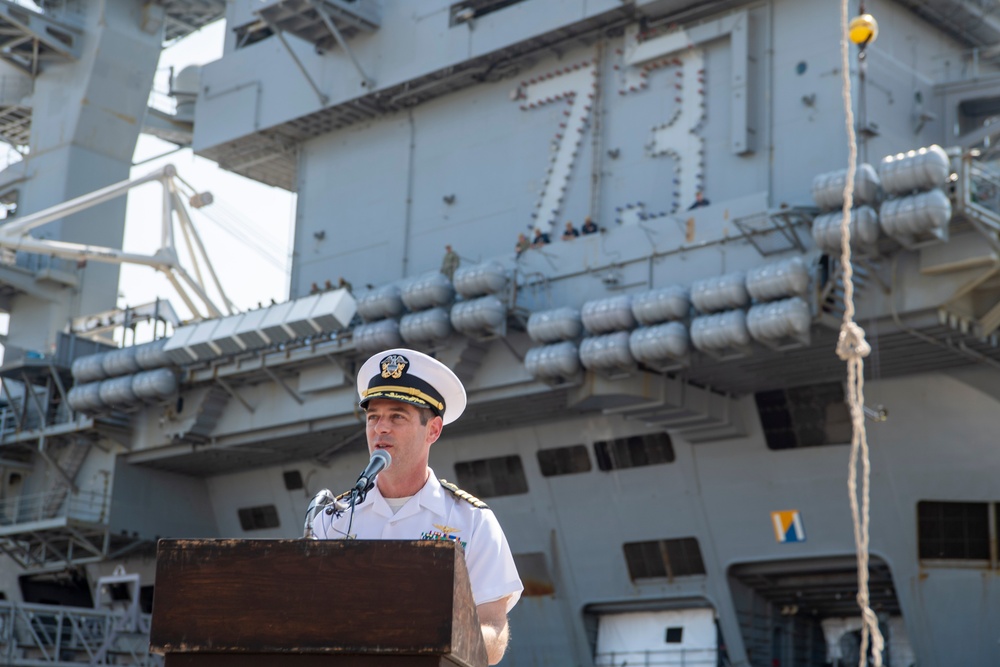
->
[149,539,488,667]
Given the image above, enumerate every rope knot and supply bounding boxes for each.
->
[836,321,871,361]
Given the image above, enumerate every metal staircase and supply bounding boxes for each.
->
[162,385,229,443]
[40,440,90,518]
[570,372,748,444]
[0,353,145,572]
[453,340,490,385]
[818,257,881,325]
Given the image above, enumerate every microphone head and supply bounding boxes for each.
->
[372,449,392,469]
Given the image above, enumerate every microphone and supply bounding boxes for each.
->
[352,450,392,502]
[303,489,336,538]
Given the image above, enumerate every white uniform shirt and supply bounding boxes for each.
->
[312,469,523,612]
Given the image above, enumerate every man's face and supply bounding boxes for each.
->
[365,399,442,475]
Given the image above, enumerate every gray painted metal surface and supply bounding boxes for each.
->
[1,1,1000,667]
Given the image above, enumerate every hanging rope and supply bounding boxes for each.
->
[838,2,884,666]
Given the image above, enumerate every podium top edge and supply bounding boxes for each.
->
[156,538,463,550]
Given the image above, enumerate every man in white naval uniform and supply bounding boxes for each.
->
[311,348,523,665]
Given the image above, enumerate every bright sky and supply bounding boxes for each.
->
[120,21,296,340]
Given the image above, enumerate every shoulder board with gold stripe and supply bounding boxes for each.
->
[439,479,489,509]
[336,490,353,502]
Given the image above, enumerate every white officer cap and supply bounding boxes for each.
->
[356,348,467,425]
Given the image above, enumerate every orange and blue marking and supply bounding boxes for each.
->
[771,510,806,543]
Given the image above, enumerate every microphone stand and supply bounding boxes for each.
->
[353,481,373,505]
[346,485,369,539]
[345,452,390,538]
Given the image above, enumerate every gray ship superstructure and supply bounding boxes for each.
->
[0,1,999,666]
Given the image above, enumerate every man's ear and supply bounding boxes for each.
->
[426,415,444,445]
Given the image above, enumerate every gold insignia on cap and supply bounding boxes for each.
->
[380,354,408,379]
[362,386,443,411]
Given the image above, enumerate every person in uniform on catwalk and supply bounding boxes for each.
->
[561,221,579,241]
[440,244,460,281]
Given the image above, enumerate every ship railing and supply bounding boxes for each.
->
[594,647,717,666]
[0,489,109,527]
[0,403,79,438]
[951,154,1000,259]
[0,378,81,441]
[0,403,31,437]
[967,160,1000,214]
[0,394,49,437]
[0,600,161,666]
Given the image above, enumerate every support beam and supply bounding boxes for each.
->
[263,367,305,405]
[308,0,375,89]
[171,190,237,313]
[0,165,173,237]
[19,371,46,428]
[259,16,329,107]
[215,377,255,414]
[35,448,78,493]
[0,164,231,320]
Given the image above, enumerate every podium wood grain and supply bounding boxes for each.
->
[150,539,487,667]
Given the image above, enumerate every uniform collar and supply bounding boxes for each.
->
[368,468,447,520]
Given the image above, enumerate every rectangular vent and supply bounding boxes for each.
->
[756,382,852,450]
[623,537,706,581]
[918,500,990,561]
[537,444,592,477]
[283,470,304,491]
[594,433,674,471]
[238,504,280,531]
[454,454,529,498]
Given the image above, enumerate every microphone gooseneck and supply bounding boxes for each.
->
[303,489,336,538]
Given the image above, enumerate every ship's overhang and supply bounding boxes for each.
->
[124,383,583,476]
[896,0,1000,56]
[729,555,901,618]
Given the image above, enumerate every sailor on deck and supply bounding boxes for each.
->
[310,348,522,665]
